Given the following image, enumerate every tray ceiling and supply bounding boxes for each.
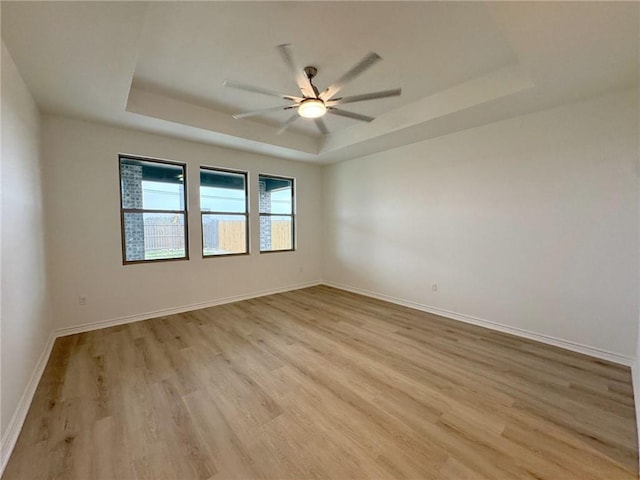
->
[2,1,637,163]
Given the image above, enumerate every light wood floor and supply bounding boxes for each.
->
[3,286,637,479]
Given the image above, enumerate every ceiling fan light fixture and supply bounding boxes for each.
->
[298,98,327,118]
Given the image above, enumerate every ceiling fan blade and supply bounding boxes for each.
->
[223,80,302,102]
[232,104,298,120]
[327,107,374,122]
[320,52,382,100]
[276,44,314,98]
[314,118,329,135]
[327,88,401,106]
[277,113,299,134]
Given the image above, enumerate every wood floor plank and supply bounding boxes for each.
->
[3,286,637,479]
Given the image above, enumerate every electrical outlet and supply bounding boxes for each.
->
[79,296,88,306]
[432,283,438,292]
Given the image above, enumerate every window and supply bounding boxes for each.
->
[200,167,249,256]
[119,156,188,264]
[259,174,294,252]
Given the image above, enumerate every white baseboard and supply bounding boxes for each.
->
[324,281,634,367]
[55,280,322,337]
[0,331,56,475]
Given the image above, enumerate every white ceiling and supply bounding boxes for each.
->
[2,1,638,163]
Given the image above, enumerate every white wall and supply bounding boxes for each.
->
[323,89,639,360]
[41,115,323,330]
[1,43,53,439]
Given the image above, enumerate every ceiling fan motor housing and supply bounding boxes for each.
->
[303,66,318,79]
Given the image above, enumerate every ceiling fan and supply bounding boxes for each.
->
[223,44,401,135]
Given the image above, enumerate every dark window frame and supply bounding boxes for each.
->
[258,173,295,254]
[119,154,190,265]
[200,166,250,258]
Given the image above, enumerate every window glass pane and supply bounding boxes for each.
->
[123,212,186,261]
[259,176,292,214]
[121,159,185,210]
[202,214,247,256]
[200,169,246,213]
[260,215,292,251]
[141,181,185,210]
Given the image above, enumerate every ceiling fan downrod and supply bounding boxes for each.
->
[303,66,320,98]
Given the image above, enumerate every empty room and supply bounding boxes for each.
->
[1,1,639,479]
